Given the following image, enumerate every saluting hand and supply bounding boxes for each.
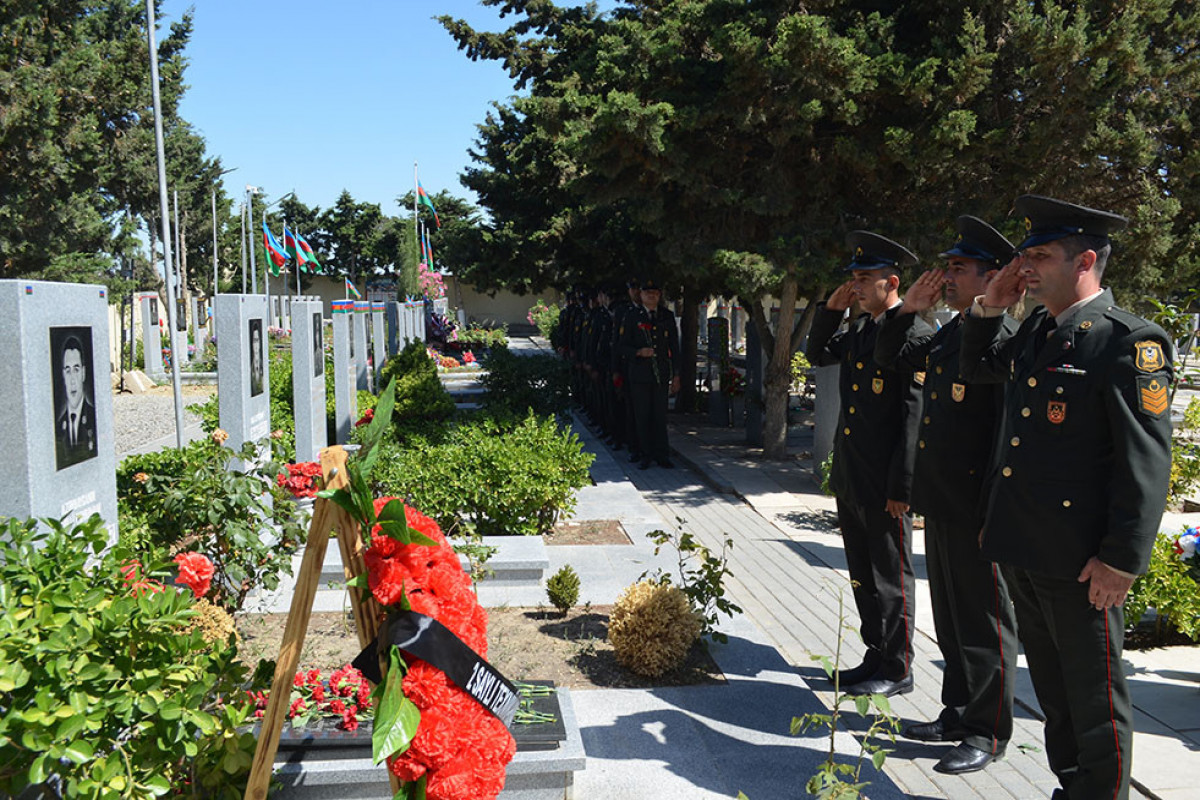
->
[900,269,944,314]
[981,258,1025,309]
[1078,557,1135,611]
[825,280,857,312]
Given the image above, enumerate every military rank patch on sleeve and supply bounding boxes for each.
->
[913,371,925,386]
[1134,340,1165,373]
[1138,375,1169,417]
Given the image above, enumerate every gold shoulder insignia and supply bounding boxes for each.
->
[913,371,925,386]
[1139,376,1168,416]
[1134,340,1165,373]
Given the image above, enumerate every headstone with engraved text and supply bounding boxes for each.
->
[291,300,327,462]
[139,293,164,376]
[331,300,357,444]
[214,294,271,464]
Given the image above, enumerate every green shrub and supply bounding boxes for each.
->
[546,565,581,615]
[456,324,509,350]
[640,520,742,643]
[0,515,258,798]
[373,342,455,436]
[527,299,559,342]
[1169,396,1200,506]
[480,347,570,418]
[372,412,593,537]
[1125,532,1200,643]
[116,435,307,612]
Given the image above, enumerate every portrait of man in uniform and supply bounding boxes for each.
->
[148,297,159,326]
[52,327,97,471]
[249,318,264,397]
[312,312,324,377]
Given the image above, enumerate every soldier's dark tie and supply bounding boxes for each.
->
[1034,315,1057,357]
[70,413,77,446]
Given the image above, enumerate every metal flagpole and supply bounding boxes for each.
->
[262,209,272,328]
[211,187,219,296]
[144,0,185,448]
[240,200,247,293]
[414,162,420,265]
[248,188,258,294]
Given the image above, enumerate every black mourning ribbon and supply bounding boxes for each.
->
[352,610,520,728]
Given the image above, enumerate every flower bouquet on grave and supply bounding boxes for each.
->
[246,664,373,732]
[1174,527,1200,584]
[276,461,322,499]
[319,381,518,800]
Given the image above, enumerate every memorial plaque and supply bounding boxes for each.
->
[331,300,357,444]
[189,297,207,360]
[386,301,401,356]
[354,301,370,392]
[215,294,271,459]
[371,301,387,383]
[139,294,164,376]
[291,301,327,462]
[0,281,118,539]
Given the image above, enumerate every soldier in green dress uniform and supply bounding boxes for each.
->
[617,278,681,469]
[960,195,1173,800]
[805,231,930,698]
[876,216,1019,775]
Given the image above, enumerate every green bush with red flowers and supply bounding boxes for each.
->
[0,515,260,799]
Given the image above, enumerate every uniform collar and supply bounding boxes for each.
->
[1050,288,1104,328]
[872,299,904,325]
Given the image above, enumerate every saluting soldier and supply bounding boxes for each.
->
[618,278,681,469]
[875,216,1019,775]
[960,195,1173,800]
[805,231,929,698]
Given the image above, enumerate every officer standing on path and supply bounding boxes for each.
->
[875,216,1019,775]
[805,231,930,698]
[618,278,681,469]
[960,195,1173,800]
[606,279,636,453]
[612,279,643,461]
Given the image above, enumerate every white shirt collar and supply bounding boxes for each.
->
[873,299,904,325]
[1051,288,1105,327]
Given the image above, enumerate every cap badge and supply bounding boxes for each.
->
[1024,217,1032,232]
[855,247,863,256]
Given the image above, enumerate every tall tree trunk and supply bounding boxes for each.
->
[675,285,703,413]
[747,267,802,460]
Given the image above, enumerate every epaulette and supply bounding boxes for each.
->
[1102,305,1152,335]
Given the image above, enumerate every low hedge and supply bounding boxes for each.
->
[372,412,593,537]
[480,347,570,418]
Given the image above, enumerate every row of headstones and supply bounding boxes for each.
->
[0,280,427,541]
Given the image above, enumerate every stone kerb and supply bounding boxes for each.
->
[331,300,357,443]
[0,280,119,540]
[353,301,370,392]
[139,293,164,377]
[291,299,327,462]
[214,294,271,463]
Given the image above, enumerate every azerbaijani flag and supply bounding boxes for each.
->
[283,227,307,271]
[423,227,434,265]
[417,181,441,228]
[295,231,322,272]
[345,277,361,299]
[262,223,288,275]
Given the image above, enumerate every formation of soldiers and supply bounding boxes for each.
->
[551,278,681,469]
[806,194,1171,799]
[545,195,1171,800]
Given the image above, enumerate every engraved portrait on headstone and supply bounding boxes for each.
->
[196,299,209,326]
[249,318,264,397]
[52,327,97,471]
[349,318,356,360]
[312,312,323,377]
[175,298,187,332]
[149,297,159,324]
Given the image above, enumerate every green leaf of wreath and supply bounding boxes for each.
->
[372,647,420,765]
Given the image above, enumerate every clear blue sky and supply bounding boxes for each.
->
[162,1,538,217]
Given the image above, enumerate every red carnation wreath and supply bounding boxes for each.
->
[362,498,516,800]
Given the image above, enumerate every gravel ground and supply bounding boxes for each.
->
[112,383,216,457]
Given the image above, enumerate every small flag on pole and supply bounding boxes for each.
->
[295,231,322,272]
[417,181,441,228]
[345,277,361,299]
[262,223,288,275]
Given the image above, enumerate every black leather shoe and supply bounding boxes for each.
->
[656,459,674,468]
[844,675,913,698]
[903,719,968,743]
[638,459,653,470]
[831,659,880,687]
[933,743,1003,775]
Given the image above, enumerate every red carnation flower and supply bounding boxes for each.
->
[174,552,214,598]
[340,709,359,732]
[355,408,375,427]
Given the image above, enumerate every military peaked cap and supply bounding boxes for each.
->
[940,216,1015,266]
[1013,194,1128,250]
[640,277,663,291]
[845,230,919,271]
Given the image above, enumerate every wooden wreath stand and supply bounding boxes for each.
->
[243,446,403,799]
